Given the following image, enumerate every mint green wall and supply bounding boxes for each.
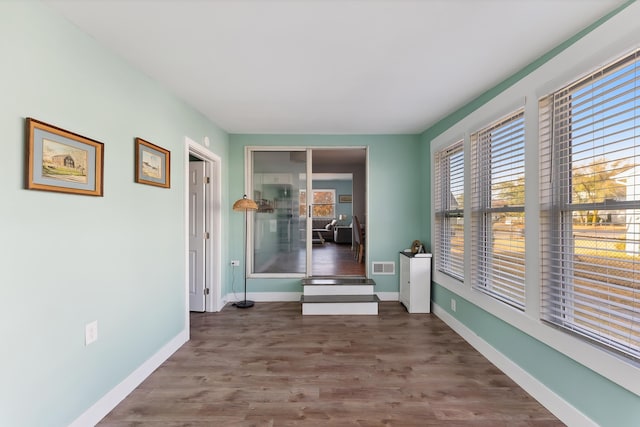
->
[3,2,635,426]
[0,3,229,426]
[421,1,640,425]
[433,285,640,426]
[420,0,636,146]
[229,134,423,293]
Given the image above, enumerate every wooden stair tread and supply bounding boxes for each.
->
[300,294,380,303]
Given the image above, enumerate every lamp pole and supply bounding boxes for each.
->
[233,194,257,308]
[236,205,253,308]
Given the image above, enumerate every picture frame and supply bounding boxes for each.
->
[339,194,352,203]
[26,117,104,196]
[135,137,170,188]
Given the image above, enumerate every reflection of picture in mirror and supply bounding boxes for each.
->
[41,138,88,184]
[142,149,162,179]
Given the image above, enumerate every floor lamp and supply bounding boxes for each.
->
[233,194,258,308]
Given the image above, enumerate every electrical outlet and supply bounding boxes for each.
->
[231,260,240,266]
[451,298,457,312]
[85,320,98,346]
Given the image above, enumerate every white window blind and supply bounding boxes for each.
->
[540,49,640,361]
[471,109,526,310]
[434,141,464,280]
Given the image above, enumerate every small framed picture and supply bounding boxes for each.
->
[135,138,170,188]
[339,194,352,203]
[26,118,104,196]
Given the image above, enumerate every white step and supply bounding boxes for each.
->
[300,295,379,315]
[302,278,375,296]
[304,285,374,296]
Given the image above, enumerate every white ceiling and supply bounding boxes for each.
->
[47,0,625,135]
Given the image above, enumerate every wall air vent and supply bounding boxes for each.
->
[372,262,395,275]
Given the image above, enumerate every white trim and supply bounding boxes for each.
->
[376,291,399,301]
[185,137,224,312]
[433,269,640,395]
[225,292,303,303]
[306,148,313,275]
[70,330,188,427]
[243,145,254,279]
[429,3,640,396]
[221,291,398,303]
[364,146,369,276]
[432,305,597,427]
[244,145,369,278]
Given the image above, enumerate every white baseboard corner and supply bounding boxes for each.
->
[71,303,586,426]
[225,292,302,303]
[375,292,399,301]
[432,304,597,427]
[224,292,399,303]
[70,330,188,427]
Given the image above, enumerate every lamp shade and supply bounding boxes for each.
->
[233,195,258,211]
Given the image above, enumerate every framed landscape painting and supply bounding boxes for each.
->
[135,137,170,188]
[26,118,104,196]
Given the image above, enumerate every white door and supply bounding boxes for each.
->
[189,161,206,311]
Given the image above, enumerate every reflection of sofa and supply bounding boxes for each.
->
[334,226,352,244]
[312,219,336,242]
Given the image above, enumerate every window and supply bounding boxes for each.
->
[434,140,464,280]
[299,189,336,218]
[540,50,640,361]
[471,109,526,310]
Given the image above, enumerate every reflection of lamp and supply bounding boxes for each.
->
[233,194,258,308]
[338,214,348,224]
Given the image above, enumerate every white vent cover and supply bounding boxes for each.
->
[372,262,395,275]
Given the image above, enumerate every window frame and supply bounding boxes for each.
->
[471,108,527,311]
[540,49,640,362]
[434,140,465,281]
[428,11,640,396]
[300,188,336,219]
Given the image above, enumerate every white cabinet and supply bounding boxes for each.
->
[399,252,432,313]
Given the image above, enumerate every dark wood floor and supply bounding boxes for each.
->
[98,302,563,426]
[257,242,365,276]
[312,242,365,276]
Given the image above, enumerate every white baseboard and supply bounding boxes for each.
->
[376,292,399,301]
[69,300,590,426]
[225,292,302,303]
[223,292,400,303]
[432,304,596,427]
[70,330,188,427]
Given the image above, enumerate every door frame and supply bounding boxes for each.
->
[245,145,368,278]
[187,160,208,312]
[245,146,309,279]
[184,137,223,316]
